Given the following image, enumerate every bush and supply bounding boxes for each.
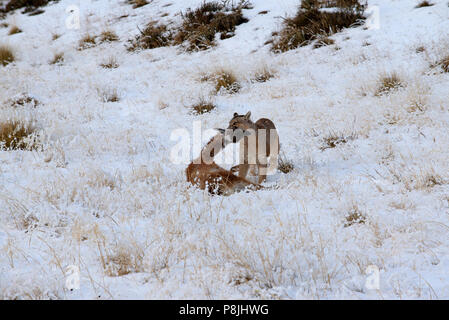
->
[0,45,14,66]
[127,1,251,52]
[271,0,366,52]
[173,1,250,51]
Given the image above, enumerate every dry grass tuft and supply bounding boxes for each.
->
[344,205,366,227]
[278,152,294,174]
[173,1,251,51]
[384,163,446,191]
[0,45,15,66]
[8,25,22,35]
[0,120,37,150]
[375,73,404,96]
[127,0,149,9]
[6,94,39,108]
[252,66,275,83]
[361,40,371,47]
[127,21,172,51]
[271,0,366,52]
[99,88,120,102]
[100,56,119,69]
[51,33,60,41]
[213,70,241,94]
[408,99,426,113]
[49,52,64,65]
[415,45,425,53]
[104,247,144,277]
[191,99,216,115]
[415,1,433,8]
[435,55,449,73]
[410,171,445,191]
[78,34,97,50]
[320,131,356,151]
[84,169,117,190]
[99,30,119,43]
[422,174,445,188]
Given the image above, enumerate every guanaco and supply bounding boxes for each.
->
[186,131,262,195]
[217,111,279,184]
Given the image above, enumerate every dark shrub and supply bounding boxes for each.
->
[127,22,172,51]
[174,1,250,51]
[271,0,366,52]
[4,0,58,14]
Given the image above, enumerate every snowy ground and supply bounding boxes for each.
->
[0,0,449,299]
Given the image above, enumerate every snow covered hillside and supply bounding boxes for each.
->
[1,0,449,299]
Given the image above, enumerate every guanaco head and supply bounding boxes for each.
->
[216,111,254,144]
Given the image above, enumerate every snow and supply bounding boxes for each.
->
[0,0,448,299]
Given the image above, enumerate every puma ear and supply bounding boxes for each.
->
[233,112,238,117]
[244,111,251,119]
[215,128,226,135]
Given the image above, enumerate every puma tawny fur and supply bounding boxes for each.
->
[186,131,262,195]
